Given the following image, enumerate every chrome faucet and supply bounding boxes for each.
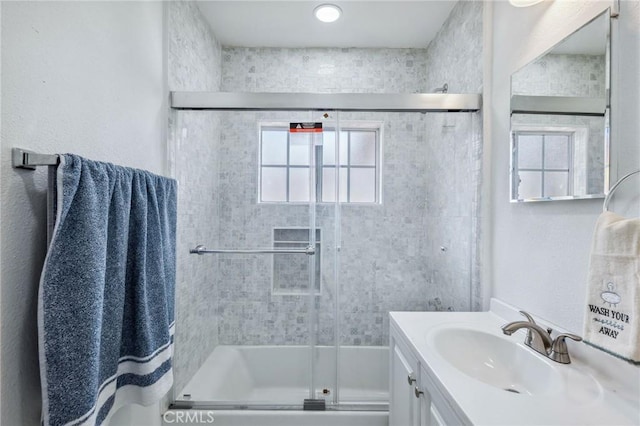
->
[502,311,582,364]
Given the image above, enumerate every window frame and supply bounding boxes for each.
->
[319,127,380,203]
[259,125,312,203]
[510,124,590,201]
[512,129,574,199]
[258,121,383,204]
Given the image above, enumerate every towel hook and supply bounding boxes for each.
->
[603,169,640,212]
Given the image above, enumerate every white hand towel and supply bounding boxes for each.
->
[583,211,640,364]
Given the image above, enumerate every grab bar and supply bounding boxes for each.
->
[190,245,316,255]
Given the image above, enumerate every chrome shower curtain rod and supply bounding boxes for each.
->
[170,91,482,112]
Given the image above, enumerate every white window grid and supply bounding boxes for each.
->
[258,122,382,204]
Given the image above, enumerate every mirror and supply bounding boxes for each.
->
[510,10,610,202]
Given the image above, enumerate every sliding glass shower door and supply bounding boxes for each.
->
[172,109,338,408]
[171,104,481,410]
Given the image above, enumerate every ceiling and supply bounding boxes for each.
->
[196,1,457,49]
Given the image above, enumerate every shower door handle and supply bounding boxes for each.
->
[190,245,316,255]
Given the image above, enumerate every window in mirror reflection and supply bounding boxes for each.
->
[511,118,598,200]
[513,130,575,199]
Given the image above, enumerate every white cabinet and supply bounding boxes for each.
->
[421,365,446,426]
[389,335,432,426]
[429,403,445,426]
[390,326,467,426]
[389,339,419,426]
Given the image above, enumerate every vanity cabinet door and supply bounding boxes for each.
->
[419,365,467,426]
[389,339,419,426]
[416,370,435,426]
[428,404,445,426]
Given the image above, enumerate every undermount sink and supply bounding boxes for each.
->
[429,326,562,395]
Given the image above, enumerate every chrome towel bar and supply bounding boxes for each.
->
[12,147,60,170]
[190,245,316,255]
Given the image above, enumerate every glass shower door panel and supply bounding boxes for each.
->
[334,111,480,406]
[173,110,319,407]
[331,111,389,406]
[310,111,338,407]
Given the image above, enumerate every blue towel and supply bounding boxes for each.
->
[38,154,177,426]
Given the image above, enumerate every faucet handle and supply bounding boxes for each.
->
[550,333,583,364]
[553,333,582,345]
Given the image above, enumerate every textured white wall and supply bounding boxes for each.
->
[0,2,166,425]
[489,0,640,333]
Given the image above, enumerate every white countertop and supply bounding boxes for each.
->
[390,299,640,426]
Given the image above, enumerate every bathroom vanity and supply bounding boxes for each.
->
[389,300,640,426]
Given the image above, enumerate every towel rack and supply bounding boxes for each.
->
[12,148,61,245]
[190,244,316,255]
[603,169,640,212]
[12,147,60,170]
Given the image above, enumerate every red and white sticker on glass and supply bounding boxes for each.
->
[289,122,323,133]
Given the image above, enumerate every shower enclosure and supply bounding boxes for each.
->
[168,92,481,413]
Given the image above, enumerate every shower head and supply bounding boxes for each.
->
[433,83,448,94]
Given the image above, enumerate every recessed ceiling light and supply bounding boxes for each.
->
[314,4,342,23]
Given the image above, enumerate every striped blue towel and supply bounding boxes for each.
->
[38,154,177,425]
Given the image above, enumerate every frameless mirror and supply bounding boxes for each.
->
[510,10,610,202]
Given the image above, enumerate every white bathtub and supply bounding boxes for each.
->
[166,345,389,426]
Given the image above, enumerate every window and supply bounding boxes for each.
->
[512,130,574,199]
[259,123,381,203]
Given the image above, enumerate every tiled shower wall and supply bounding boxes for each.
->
[217,47,433,345]
[214,109,434,346]
[214,0,484,345]
[169,1,485,371]
[423,0,483,95]
[422,0,484,311]
[222,47,427,93]
[168,1,222,394]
